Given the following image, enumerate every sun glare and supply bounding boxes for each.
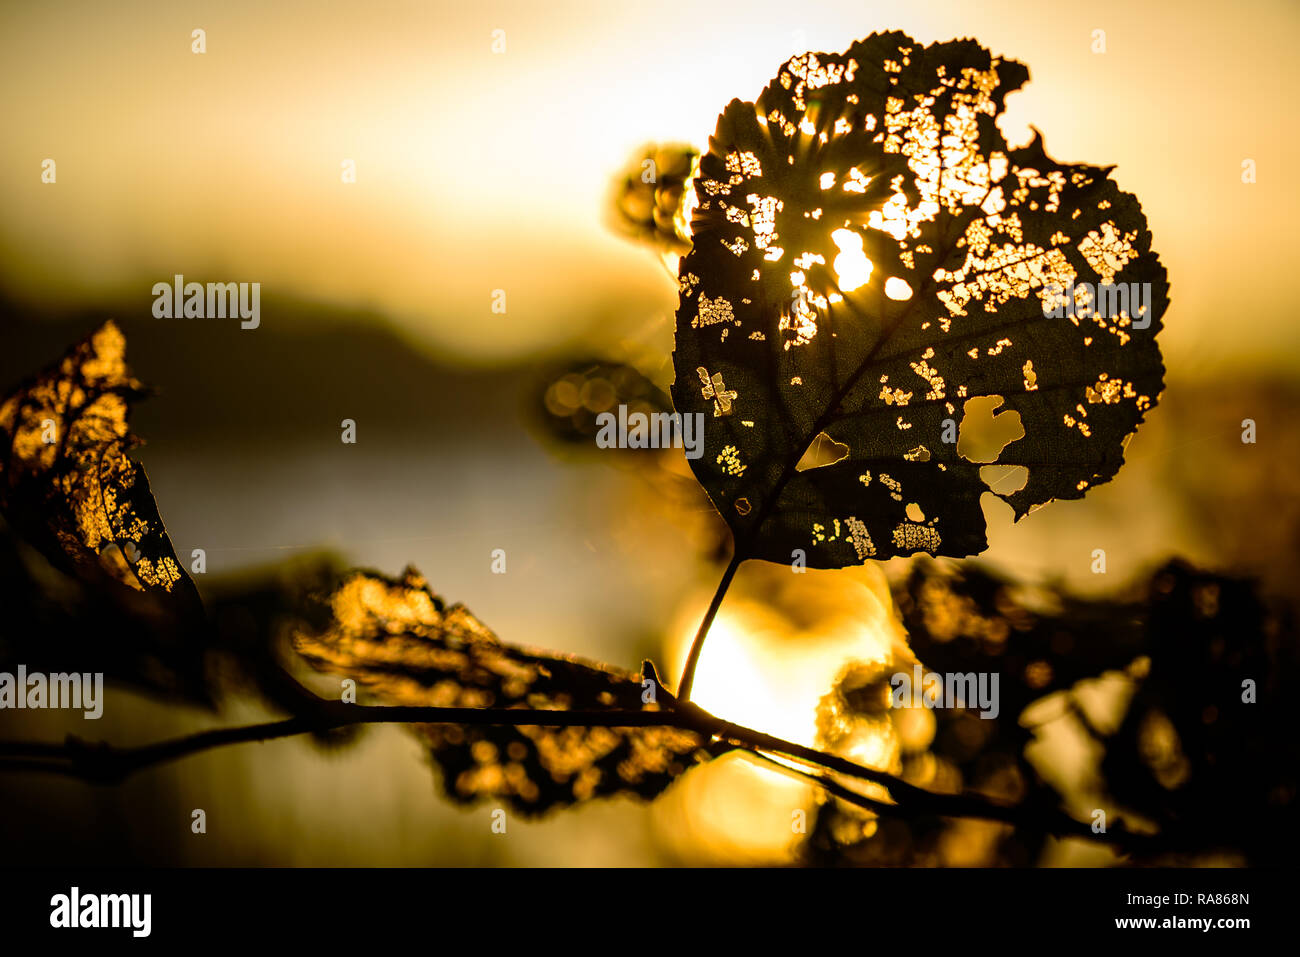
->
[657,567,904,862]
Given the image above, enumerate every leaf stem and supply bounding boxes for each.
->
[676,551,742,703]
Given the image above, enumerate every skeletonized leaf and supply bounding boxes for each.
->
[672,32,1168,567]
[293,568,713,814]
[0,321,203,617]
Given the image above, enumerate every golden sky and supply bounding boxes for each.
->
[2,0,1296,368]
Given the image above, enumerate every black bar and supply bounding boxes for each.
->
[1,867,1271,943]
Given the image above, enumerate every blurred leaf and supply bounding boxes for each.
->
[533,358,673,453]
[672,32,1168,567]
[0,519,213,703]
[893,558,1150,714]
[203,552,351,722]
[811,559,1298,865]
[0,320,202,615]
[530,355,734,562]
[1100,562,1299,864]
[0,322,209,700]
[609,143,699,255]
[293,568,714,814]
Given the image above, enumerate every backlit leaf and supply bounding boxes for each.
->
[293,568,713,814]
[0,321,203,616]
[672,32,1169,566]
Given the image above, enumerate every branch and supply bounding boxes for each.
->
[0,689,1161,853]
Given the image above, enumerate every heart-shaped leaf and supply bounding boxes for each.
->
[672,32,1168,567]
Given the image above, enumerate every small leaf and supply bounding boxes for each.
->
[609,143,700,256]
[293,568,713,814]
[534,358,673,453]
[0,321,203,617]
[672,33,1168,567]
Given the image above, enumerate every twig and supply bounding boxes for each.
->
[0,692,1160,853]
[745,749,894,817]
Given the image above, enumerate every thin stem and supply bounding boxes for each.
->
[676,551,742,703]
[746,750,893,817]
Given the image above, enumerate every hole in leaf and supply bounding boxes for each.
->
[980,464,1029,494]
[958,396,1025,463]
[884,277,913,301]
[97,542,143,589]
[905,502,925,522]
[830,229,872,291]
[796,431,850,471]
